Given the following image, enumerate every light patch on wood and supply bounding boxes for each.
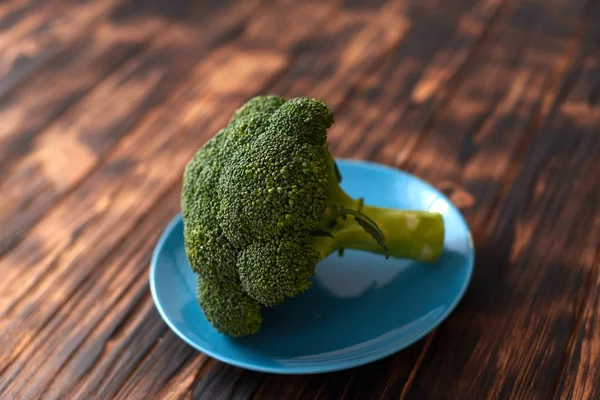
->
[410,52,453,105]
[495,345,511,373]
[457,14,485,36]
[561,101,600,124]
[104,185,146,218]
[154,355,209,399]
[36,131,97,190]
[180,48,287,125]
[450,96,492,122]
[205,49,287,94]
[438,180,476,209]
[135,164,148,176]
[452,190,476,209]
[0,4,54,49]
[510,220,536,263]
[10,330,35,359]
[0,16,167,150]
[533,179,546,202]
[496,69,531,116]
[338,3,410,78]
[75,62,167,131]
[32,57,167,189]
[0,106,27,139]
[94,196,111,213]
[464,150,509,180]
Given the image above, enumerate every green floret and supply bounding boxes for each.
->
[231,95,286,122]
[237,234,319,307]
[218,134,330,247]
[197,276,262,337]
[181,95,445,337]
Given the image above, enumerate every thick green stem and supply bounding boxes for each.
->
[315,171,445,262]
[322,206,444,261]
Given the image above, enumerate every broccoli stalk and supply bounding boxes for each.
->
[314,195,444,262]
[181,95,445,337]
[311,159,444,261]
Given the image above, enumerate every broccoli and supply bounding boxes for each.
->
[181,95,444,337]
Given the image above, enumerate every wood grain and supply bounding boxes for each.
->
[0,47,286,398]
[0,0,599,398]
[550,5,600,398]
[133,2,487,397]
[0,0,415,396]
[255,0,600,397]
[0,0,182,170]
[555,256,600,400]
[330,0,509,159]
[0,0,134,99]
[249,0,505,397]
[388,0,600,398]
[0,0,339,397]
[0,0,261,256]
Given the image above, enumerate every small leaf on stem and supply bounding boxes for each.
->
[331,207,389,257]
[311,229,334,238]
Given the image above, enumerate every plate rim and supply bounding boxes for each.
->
[150,158,475,374]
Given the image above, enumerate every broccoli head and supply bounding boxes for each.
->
[181,95,444,337]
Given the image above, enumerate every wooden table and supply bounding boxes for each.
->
[1,0,599,398]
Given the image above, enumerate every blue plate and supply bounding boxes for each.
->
[150,159,474,374]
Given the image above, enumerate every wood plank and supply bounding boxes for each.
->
[2,0,597,398]
[146,2,430,397]
[172,362,263,400]
[0,0,68,49]
[0,0,347,394]
[0,0,134,99]
[5,185,197,400]
[0,0,260,256]
[0,46,287,398]
[329,0,512,159]
[352,0,598,398]
[404,76,600,399]
[549,7,600,398]
[153,356,209,400]
[0,0,53,33]
[253,0,508,397]
[0,0,186,171]
[39,0,499,397]
[123,0,512,397]
[238,0,595,397]
[20,193,181,400]
[267,0,412,108]
[0,0,414,396]
[554,257,600,400]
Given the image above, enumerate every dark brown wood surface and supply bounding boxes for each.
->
[1,0,599,398]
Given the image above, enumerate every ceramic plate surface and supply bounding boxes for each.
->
[150,159,474,374]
